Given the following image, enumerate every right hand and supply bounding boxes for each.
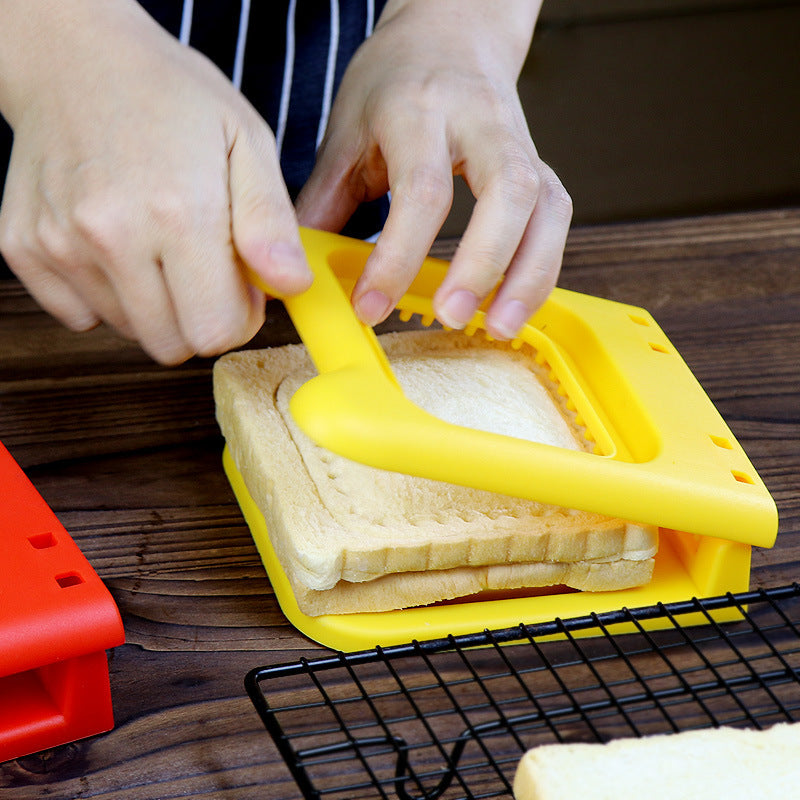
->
[0,0,312,364]
[297,0,570,341]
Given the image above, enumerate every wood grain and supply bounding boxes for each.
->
[0,208,798,798]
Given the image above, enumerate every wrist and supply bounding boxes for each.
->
[376,0,542,77]
[0,0,156,127]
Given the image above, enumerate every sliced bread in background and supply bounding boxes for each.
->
[513,723,800,800]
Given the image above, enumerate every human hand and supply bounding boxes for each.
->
[0,0,311,364]
[296,0,571,340]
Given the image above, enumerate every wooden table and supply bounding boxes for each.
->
[0,209,798,798]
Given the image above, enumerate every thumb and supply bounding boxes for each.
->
[229,129,313,297]
[295,140,362,232]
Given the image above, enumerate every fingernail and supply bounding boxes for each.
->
[488,299,530,339]
[354,290,392,327]
[266,242,313,291]
[437,289,479,329]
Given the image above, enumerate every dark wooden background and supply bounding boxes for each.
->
[444,1,800,234]
[0,207,798,798]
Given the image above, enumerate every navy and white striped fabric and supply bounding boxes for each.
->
[132,0,390,235]
[0,0,389,278]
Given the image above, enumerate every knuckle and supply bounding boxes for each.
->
[0,207,29,265]
[541,176,573,221]
[192,329,229,358]
[71,195,130,259]
[477,249,508,281]
[138,325,193,365]
[234,185,273,227]
[156,186,233,257]
[372,78,418,116]
[401,166,453,214]
[456,241,507,284]
[62,307,101,333]
[499,156,541,207]
[0,221,25,265]
[152,341,193,366]
[0,230,42,280]
[34,216,73,264]
[148,188,186,230]
[186,314,247,359]
[147,186,214,240]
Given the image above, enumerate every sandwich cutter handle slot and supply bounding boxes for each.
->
[248,228,778,551]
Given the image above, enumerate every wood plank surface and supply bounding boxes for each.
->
[0,208,798,798]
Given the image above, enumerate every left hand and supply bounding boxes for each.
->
[295,0,572,340]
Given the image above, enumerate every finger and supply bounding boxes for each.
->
[432,134,539,331]
[52,190,193,360]
[52,258,136,339]
[229,128,312,298]
[484,162,572,340]
[159,225,265,360]
[3,173,149,342]
[84,244,188,363]
[0,171,101,331]
[66,194,194,361]
[350,121,453,326]
[38,238,136,338]
[0,210,109,332]
[295,139,363,233]
[4,249,101,332]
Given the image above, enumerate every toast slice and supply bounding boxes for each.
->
[513,723,800,800]
[214,330,657,615]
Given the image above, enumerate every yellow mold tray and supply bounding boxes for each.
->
[233,228,778,651]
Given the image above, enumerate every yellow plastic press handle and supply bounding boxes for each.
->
[244,227,778,550]
[246,228,399,385]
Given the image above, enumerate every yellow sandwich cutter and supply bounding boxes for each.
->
[231,227,778,651]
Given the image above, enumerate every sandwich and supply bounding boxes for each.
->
[213,330,658,616]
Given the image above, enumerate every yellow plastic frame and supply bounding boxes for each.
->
[234,227,777,651]
[224,447,752,651]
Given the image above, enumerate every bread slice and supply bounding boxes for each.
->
[213,330,658,615]
[513,723,800,800]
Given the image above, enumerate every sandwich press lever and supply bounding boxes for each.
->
[234,226,777,649]
[246,227,777,550]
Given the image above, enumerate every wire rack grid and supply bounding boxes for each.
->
[246,584,800,800]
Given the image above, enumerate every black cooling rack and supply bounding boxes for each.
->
[246,584,800,800]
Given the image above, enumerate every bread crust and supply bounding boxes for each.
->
[513,723,800,800]
[214,331,657,615]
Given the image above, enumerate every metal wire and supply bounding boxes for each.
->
[245,584,800,800]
